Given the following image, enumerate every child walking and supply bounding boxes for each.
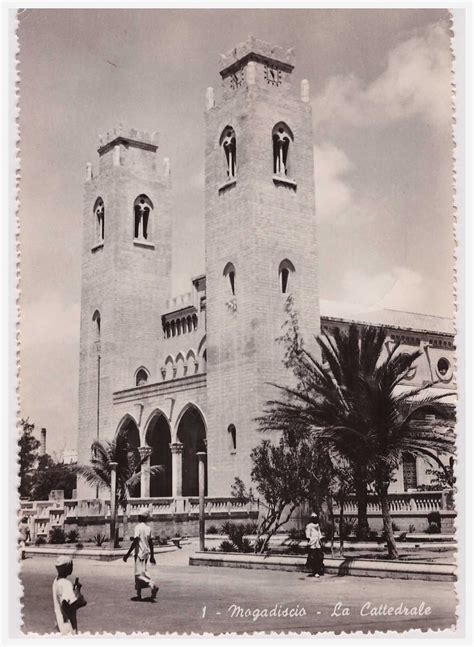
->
[52,556,87,634]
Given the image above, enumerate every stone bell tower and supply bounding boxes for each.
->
[77,127,172,497]
[204,38,320,496]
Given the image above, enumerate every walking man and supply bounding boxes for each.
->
[123,513,159,602]
[305,513,324,578]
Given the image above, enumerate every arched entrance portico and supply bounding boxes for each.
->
[145,413,172,497]
[176,405,207,497]
[116,416,141,498]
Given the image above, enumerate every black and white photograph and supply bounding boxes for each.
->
[11,6,466,638]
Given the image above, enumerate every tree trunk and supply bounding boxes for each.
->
[338,499,344,556]
[122,504,129,548]
[379,485,399,559]
[354,477,369,540]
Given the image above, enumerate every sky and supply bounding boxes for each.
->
[17,9,455,457]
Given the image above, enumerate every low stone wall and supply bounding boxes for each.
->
[189,552,456,582]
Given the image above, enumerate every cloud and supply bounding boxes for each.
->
[314,143,354,220]
[342,266,453,316]
[313,21,452,130]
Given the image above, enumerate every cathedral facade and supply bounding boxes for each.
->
[77,38,455,501]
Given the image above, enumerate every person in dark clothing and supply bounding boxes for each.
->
[305,513,324,577]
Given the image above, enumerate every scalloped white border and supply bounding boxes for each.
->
[4,4,470,644]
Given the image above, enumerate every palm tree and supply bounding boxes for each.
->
[74,437,162,547]
[260,322,455,558]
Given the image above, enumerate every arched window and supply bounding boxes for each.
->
[135,368,149,387]
[94,198,105,242]
[402,453,417,491]
[220,126,236,179]
[133,194,153,240]
[228,424,237,452]
[272,123,293,176]
[92,310,101,353]
[278,259,295,294]
[223,262,236,296]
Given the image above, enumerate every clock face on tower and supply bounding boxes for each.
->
[229,68,244,90]
[264,64,282,86]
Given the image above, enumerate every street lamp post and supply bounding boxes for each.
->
[197,452,206,551]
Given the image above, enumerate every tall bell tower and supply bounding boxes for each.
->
[205,38,320,495]
[77,128,172,496]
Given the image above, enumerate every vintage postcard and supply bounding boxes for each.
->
[13,7,464,638]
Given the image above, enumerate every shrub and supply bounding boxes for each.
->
[35,536,46,546]
[427,511,441,532]
[219,540,238,553]
[242,521,258,535]
[92,532,107,547]
[426,522,440,534]
[220,521,234,536]
[408,524,416,533]
[288,528,306,541]
[66,529,79,544]
[240,538,253,553]
[339,518,356,539]
[392,522,400,532]
[76,542,83,549]
[207,525,219,535]
[49,527,66,544]
[368,529,379,541]
[398,532,407,542]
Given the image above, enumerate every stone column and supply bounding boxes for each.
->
[138,447,152,498]
[197,452,207,552]
[170,442,184,498]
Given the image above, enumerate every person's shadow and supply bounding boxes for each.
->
[337,557,355,576]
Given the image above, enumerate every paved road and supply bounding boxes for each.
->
[19,544,457,635]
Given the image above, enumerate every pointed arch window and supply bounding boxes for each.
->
[94,198,105,242]
[228,424,237,452]
[135,367,149,386]
[220,126,236,179]
[223,262,236,296]
[134,194,153,241]
[278,259,295,294]
[92,310,101,354]
[272,123,293,176]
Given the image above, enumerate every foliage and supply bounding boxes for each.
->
[392,522,400,532]
[219,540,238,553]
[207,525,219,534]
[32,454,77,500]
[408,524,416,533]
[427,511,441,533]
[74,437,163,544]
[18,419,40,499]
[339,518,356,539]
[288,528,306,541]
[66,529,79,544]
[426,522,441,534]
[259,304,455,559]
[76,542,84,549]
[92,532,107,546]
[219,522,254,552]
[35,536,46,546]
[423,462,456,490]
[49,527,66,544]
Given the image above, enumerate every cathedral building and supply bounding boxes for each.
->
[77,38,455,501]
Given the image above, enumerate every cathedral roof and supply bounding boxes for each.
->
[320,299,454,336]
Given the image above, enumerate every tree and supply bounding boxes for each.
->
[32,454,77,500]
[232,430,334,554]
[74,437,162,546]
[18,419,40,499]
[260,317,455,558]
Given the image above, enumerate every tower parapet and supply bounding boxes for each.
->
[219,36,295,75]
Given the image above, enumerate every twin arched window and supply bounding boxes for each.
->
[219,122,293,184]
[94,198,105,242]
[134,194,153,240]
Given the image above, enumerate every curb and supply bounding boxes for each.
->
[189,552,456,582]
[25,545,177,561]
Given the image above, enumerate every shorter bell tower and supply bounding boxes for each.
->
[77,127,172,496]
